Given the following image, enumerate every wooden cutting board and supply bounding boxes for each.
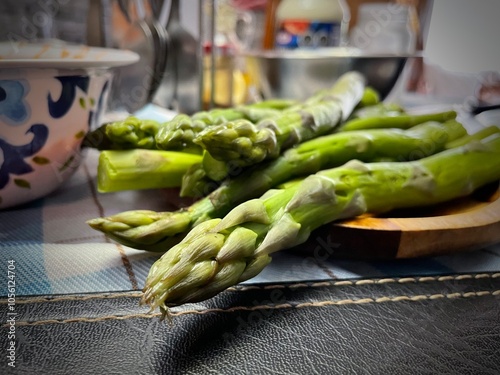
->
[298,182,500,260]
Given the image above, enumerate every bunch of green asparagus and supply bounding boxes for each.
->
[88,120,468,250]
[141,133,500,318]
[83,71,500,316]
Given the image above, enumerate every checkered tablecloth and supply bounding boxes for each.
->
[1,104,500,297]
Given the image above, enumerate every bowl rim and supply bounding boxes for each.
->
[241,47,421,60]
[0,41,140,69]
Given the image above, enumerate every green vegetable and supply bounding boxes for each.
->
[340,110,457,131]
[141,133,500,317]
[105,117,163,150]
[155,99,298,151]
[445,125,499,149]
[97,149,202,193]
[351,102,405,119]
[357,86,381,108]
[87,120,467,250]
[83,99,298,152]
[179,161,220,198]
[180,107,458,195]
[193,72,366,169]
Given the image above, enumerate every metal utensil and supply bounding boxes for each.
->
[114,0,168,112]
[146,1,170,100]
[153,0,200,114]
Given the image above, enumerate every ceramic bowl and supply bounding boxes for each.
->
[0,42,139,209]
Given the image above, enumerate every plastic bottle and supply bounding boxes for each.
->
[275,0,346,49]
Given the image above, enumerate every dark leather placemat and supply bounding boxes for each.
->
[2,272,499,374]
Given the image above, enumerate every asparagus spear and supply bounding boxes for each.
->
[83,117,163,151]
[84,99,297,152]
[180,108,442,196]
[445,125,499,149]
[97,149,202,193]
[142,133,500,315]
[340,110,457,131]
[180,107,457,192]
[87,120,467,251]
[179,161,219,198]
[357,86,381,108]
[83,87,377,152]
[106,117,163,150]
[180,151,237,198]
[193,72,366,167]
[154,114,208,153]
[350,102,405,119]
[155,99,298,151]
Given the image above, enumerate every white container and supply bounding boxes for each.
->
[275,0,347,49]
[350,3,416,54]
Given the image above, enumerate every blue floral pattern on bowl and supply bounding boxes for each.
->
[48,76,90,119]
[0,124,49,189]
[0,71,111,209]
[0,80,30,125]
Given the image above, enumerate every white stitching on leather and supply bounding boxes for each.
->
[2,272,499,305]
[0,292,144,305]
[7,289,499,327]
[238,272,500,291]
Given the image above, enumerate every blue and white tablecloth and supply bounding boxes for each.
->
[1,104,500,298]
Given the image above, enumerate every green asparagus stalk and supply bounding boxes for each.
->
[356,86,381,108]
[340,110,457,131]
[350,102,405,119]
[82,88,378,152]
[84,99,298,152]
[142,133,500,315]
[445,125,499,149]
[154,114,209,152]
[97,149,202,193]
[180,108,455,190]
[155,99,299,151]
[244,98,298,110]
[179,161,220,198]
[236,99,299,123]
[180,151,240,198]
[88,120,467,251]
[82,117,164,151]
[181,87,390,187]
[193,72,366,167]
[105,117,163,150]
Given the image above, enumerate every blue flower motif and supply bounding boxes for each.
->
[0,124,49,189]
[48,76,90,119]
[0,80,30,125]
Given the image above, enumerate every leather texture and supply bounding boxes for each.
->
[2,273,499,375]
